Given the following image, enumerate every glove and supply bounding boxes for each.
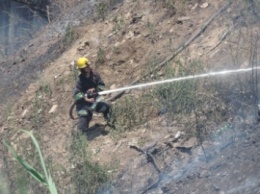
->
[85,88,98,98]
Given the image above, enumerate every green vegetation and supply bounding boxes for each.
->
[108,55,255,144]
[96,47,106,64]
[112,15,125,31]
[3,130,58,194]
[95,0,108,21]
[162,0,176,10]
[1,129,112,194]
[38,83,53,98]
[113,45,121,54]
[69,131,111,194]
[110,95,155,133]
[146,21,157,43]
[1,0,259,193]
[31,84,52,129]
[62,25,78,49]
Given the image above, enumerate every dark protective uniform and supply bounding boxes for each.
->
[73,69,111,132]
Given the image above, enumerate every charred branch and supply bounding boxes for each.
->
[129,144,161,174]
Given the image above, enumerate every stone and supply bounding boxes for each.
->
[200,3,209,9]
[48,104,58,114]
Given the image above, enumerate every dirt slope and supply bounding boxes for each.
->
[1,0,260,193]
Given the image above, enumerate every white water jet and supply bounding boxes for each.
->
[99,67,260,95]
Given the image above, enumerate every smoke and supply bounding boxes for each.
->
[226,177,260,194]
[97,118,259,194]
[96,62,260,193]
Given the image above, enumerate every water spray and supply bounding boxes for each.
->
[99,67,260,95]
[70,67,260,120]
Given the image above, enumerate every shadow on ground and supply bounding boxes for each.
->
[83,124,109,141]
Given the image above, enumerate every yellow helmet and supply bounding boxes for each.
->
[76,57,90,69]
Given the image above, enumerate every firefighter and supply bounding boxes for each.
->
[73,57,111,132]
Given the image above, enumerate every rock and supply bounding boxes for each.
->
[128,138,138,147]
[175,131,184,139]
[114,42,120,47]
[200,3,209,9]
[77,46,84,51]
[182,137,197,148]
[110,84,117,90]
[177,17,190,22]
[48,104,58,114]
[126,31,134,39]
[191,3,198,10]
[132,15,142,24]
[21,109,28,118]
[125,12,131,20]
[158,72,164,77]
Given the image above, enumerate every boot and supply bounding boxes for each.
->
[78,113,92,132]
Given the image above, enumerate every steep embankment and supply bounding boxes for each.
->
[0,0,97,116]
[1,0,260,193]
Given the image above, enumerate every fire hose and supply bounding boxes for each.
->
[69,91,101,120]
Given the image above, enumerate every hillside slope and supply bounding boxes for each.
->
[1,0,260,193]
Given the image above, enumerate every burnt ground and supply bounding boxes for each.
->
[0,0,97,114]
[106,123,260,194]
[0,0,260,194]
[167,126,260,194]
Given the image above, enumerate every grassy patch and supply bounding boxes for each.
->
[69,131,111,194]
[95,0,108,21]
[96,47,106,65]
[112,15,125,31]
[61,25,78,50]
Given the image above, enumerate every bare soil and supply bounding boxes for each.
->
[0,0,260,194]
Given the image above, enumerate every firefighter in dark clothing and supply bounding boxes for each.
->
[73,57,111,132]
